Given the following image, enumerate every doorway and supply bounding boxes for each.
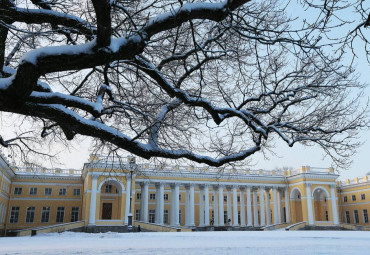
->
[102,203,112,220]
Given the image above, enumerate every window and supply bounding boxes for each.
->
[343,196,347,202]
[164,194,169,200]
[136,193,141,200]
[105,185,112,193]
[150,193,156,200]
[164,210,169,224]
[211,196,214,202]
[224,196,227,202]
[56,207,65,223]
[73,189,81,196]
[354,210,359,224]
[352,195,356,201]
[41,206,50,223]
[237,196,240,202]
[14,187,22,195]
[59,188,66,196]
[361,194,366,200]
[325,210,329,221]
[269,194,271,199]
[257,196,259,202]
[345,211,350,223]
[179,194,181,201]
[149,210,155,223]
[179,210,182,224]
[224,211,228,224]
[71,207,79,222]
[26,206,35,223]
[29,187,37,195]
[284,207,287,222]
[10,206,20,223]
[238,211,241,224]
[363,209,369,223]
[135,209,140,220]
[44,188,52,196]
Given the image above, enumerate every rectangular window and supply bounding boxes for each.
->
[352,195,356,201]
[179,210,182,224]
[136,193,141,200]
[257,196,259,202]
[135,209,140,220]
[10,206,20,223]
[179,194,181,201]
[325,210,329,221]
[284,207,287,222]
[73,189,81,196]
[363,209,369,223]
[150,193,156,200]
[164,194,169,200]
[149,210,155,223]
[224,196,227,202]
[14,187,22,195]
[361,194,366,200]
[211,196,214,202]
[237,196,240,202]
[71,207,79,222]
[56,207,65,223]
[105,185,112,193]
[345,211,350,224]
[44,188,52,196]
[224,211,228,224]
[59,188,66,196]
[354,210,359,224]
[269,194,271,199]
[41,206,50,223]
[238,211,241,224]
[343,196,347,202]
[29,187,37,195]
[164,210,169,224]
[26,206,35,223]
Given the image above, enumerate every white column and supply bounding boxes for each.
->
[227,188,232,224]
[253,188,259,227]
[330,184,339,225]
[185,185,190,226]
[88,174,98,225]
[259,187,266,226]
[189,184,195,226]
[306,183,314,225]
[265,188,271,226]
[232,186,238,226]
[175,184,180,225]
[141,182,149,223]
[277,189,282,224]
[273,186,278,224]
[284,187,290,223]
[159,183,165,225]
[246,186,253,227]
[240,188,246,227]
[155,184,160,224]
[199,187,205,226]
[214,187,219,226]
[219,186,224,226]
[170,184,176,226]
[204,185,210,225]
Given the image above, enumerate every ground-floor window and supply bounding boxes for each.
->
[179,210,182,224]
[224,211,228,224]
[149,210,155,223]
[56,207,65,223]
[238,211,241,224]
[71,207,79,222]
[164,210,169,224]
[354,210,359,224]
[363,209,369,223]
[135,209,140,220]
[41,206,50,223]
[10,206,19,223]
[325,211,329,221]
[283,207,286,222]
[26,206,35,223]
[345,211,350,223]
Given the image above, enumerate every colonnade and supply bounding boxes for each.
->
[137,182,290,227]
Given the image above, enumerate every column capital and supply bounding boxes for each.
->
[91,173,99,180]
[330,183,337,189]
[264,187,271,192]
[306,182,312,188]
[251,186,258,191]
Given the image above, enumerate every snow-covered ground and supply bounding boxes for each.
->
[1,230,369,255]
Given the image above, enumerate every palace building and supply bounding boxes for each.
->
[0,153,369,236]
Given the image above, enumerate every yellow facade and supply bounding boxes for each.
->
[0,154,369,235]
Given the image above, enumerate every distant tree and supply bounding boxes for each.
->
[0,0,367,167]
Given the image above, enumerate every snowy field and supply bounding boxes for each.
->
[1,231,369,255]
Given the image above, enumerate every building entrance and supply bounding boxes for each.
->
[102,203,112,220]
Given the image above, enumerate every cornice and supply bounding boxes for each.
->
[14,174,82,181]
